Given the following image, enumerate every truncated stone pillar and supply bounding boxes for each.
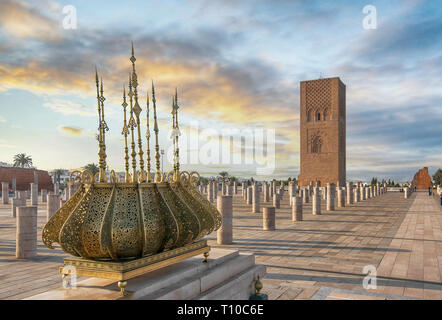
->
[30,183,38,206]
[263,207,275,231]
[292,196,302,221]
[337,189,345,208]
[365,187,370,199]
[12,178,16,194]
[302,188,309,204]
[11,197,24,218]
[233,182,238,195]
[217,195,233,245]
[361,186,366,200]
[41,189,48,203]
[207,183,214,203]
[354,187,360,202]
[404,187,409,199]
[47,194,60,222]
[346,182,353,205]
[273,193,280,209]
[34,171,38,184]
[54,182,59,195]
[312,187,321,215]
[16,206,37,259]
[212,181,217,201]
[326,183,335,211]
[263,182,269,202]
[247,187,252,205]
[2,182,9,204]
[252,185,260,213]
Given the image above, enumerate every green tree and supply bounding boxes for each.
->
[219,171,229,179]
[13,153,33,168]
[432,169,442,185]
[83,163,99,176]
[53,169,65,184]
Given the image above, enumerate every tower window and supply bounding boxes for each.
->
[307,109,312,122]
[323,108,328,121]
[316,112,321,121]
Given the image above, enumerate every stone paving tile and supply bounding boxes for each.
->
[0,190,441,300]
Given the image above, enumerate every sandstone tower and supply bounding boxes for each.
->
[298,77,346,186]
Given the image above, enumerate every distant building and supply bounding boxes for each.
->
[0,167,54,191]
[298,77,346,186]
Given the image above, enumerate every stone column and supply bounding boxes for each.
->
[263,207,275,231]
[288,182,294,199]
[312,187,321,215]
[17,191,26,204]
[302,187,309,204]
[404,187,409,199]
[242,185,247,201]
[217,195,233,245]
[263,182,269,202]
[221,181,226,196]
[273,193,280,209]
[345,182,353,205]
[47,194,60,222]
[11,198,24,218]
[213,181,217,201]
[227,183,233,196]
[361,186,366,200]
[354,187,360,202]
[2,182,9,204]
[272,181,277,199]
[337,188,345,207]
[233,182,238,195]
[34,170,38,184]
[207,183,214,203]
[54,183,59,195]
[322,187,327,200]
[366,187,370,199]
[59,198,66,208]
[30,183,38,206]
[16,206,37,259]
[327,183,335,211]
[12,178,16,194]
[292,196,302,222]
[65,183,70,201]
[247,187,252,205]
[252,184,260,213]
[41,189,48,203]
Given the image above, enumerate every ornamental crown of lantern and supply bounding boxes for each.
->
[42,43,221,261]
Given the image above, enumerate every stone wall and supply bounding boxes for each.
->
[0,167,53,192]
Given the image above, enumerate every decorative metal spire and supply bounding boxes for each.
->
[152,81,162,182]
[121,85,131,182]
[95,68,107,183]
[146,91,151,182]
[130,43,146,182]
[128,74,138,183]
[173,88,180,178]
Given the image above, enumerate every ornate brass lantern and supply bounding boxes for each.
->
[42,43,221,262]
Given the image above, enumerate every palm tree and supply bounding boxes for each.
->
[13,153,33,168]
[83,163,99,176]
[53,169,65,184]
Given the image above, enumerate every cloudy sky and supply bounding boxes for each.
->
[0,0,441,182]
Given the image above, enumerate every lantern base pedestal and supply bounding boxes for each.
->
[25,246,266,300]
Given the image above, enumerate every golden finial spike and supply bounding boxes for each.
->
[146,91,151,182]
[152,80,162,182]
[95,74,108,182]
[128,74,138,183]
[173,89,180,178]
[130,44,145,182]
[121,85,131,182]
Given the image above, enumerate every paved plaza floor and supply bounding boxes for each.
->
[0,190,441,300]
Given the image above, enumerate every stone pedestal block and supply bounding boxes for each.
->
[292,196,302,221]
[16,206,37,259]
[47,194,60,222]
[263,207,275,231]
[30,183,38,206]
[2,181,9,204]
[217,195,233,245]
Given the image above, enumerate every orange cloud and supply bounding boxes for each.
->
[58,126,83,136]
